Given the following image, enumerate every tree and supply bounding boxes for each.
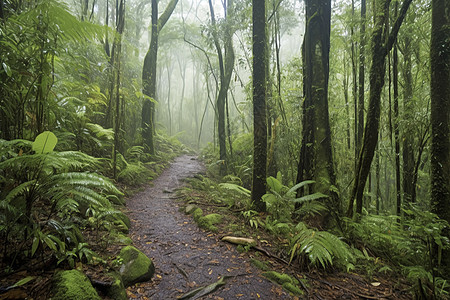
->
[347,0,413,218]
[142,0,179,155]
[251,0,267,212]
[207,0,235,175]
[296,0,337,221]
[430,0,450,271]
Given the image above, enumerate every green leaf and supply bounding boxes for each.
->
[287,180,316,195]
[2,62,12,77]
[290,192,328,203]
[9,276,36,288]
[32,131,58,154]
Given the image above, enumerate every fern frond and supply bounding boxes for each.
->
[219,183,251,197]
[289,222,353,268]
[291,192,328,203]
[287,180,316,195]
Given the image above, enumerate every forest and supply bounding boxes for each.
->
[0,0,449,299]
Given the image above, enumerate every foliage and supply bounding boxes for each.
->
[345,206,450,297]
[0,133,123,269]
[262,173,328,222]
[289,222,354,269]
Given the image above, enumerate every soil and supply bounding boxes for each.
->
[124,154,413,300]
[125,155,292,299]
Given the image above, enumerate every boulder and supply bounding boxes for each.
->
[105,271,127,300]
[117,246,155,287]
[51,270,100,300]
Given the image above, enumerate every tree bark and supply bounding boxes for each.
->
[430,0,450,272]
[296,0,337,222]
[251,0,267,212]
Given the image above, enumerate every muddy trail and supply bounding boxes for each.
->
[125,155,292,299]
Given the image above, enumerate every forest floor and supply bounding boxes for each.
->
[124,155,413,300]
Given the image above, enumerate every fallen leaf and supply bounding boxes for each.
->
[371,282,381,286]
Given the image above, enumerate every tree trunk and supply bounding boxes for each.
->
[430,0,450,273]
[251,0,267,212]
[141,0,179,155]
[296,0,337,222]
[401,33,415,204]
[347,0,413,218]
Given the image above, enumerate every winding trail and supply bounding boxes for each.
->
[126,155,292,299]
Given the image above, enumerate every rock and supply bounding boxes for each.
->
[192,208,203,221]
[51,270,100,300]
[117,246,155,287]
[197,213,223,232]
[106,271,127,300]
[185,204,197,214]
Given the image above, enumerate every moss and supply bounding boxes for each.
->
[192,208,203,221]
[106,272,127,300]
[118,246,155,287]
[250,258,270,271]
[52,270,100,300]
[196,213,223,232]
[282,282,304,296]
[262,271,295,285]
[115,234,132,245]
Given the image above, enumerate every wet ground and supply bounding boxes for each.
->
[126,155,292,299]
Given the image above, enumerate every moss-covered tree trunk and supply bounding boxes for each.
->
[430,0,450,273]
[347,0,412,218]
[296,0,338,224]
[141,0,179,155]
[251,0,267,212]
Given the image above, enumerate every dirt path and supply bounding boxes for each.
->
[126,155,292,299]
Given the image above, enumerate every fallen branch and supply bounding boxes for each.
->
[221,236,290,265]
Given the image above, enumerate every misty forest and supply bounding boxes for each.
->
[0,0,449,298]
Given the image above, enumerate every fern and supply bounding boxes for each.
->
[289,222,353,268]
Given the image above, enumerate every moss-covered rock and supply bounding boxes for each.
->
[105,271,127,300]
[117,246,155,287]
[185,204,197,214]
[197,213,223,232]
[192,208,203,221]
[51,270,100,300]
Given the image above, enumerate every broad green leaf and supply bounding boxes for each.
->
[32,131,58,154]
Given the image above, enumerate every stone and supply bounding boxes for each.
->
[105,271,127,300]
[117,246,155,287]
[51,270,100,300]
[185,204,197,214]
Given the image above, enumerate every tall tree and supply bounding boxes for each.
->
[142,0,179,155]
[430,0,450,271]
[347,0,413,218]
[296,0,337,220]
[207,0,235,175]
[251,0,267,212]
